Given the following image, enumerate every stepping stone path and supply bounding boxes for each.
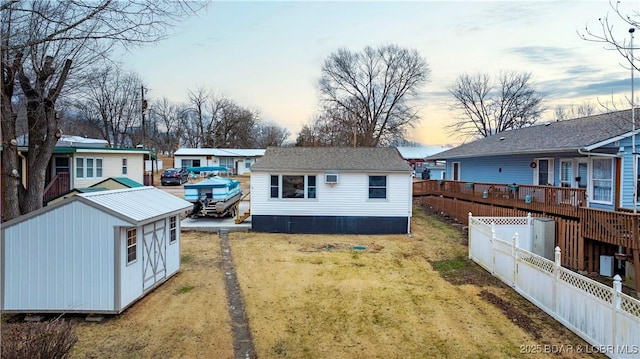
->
[219,229,257,359]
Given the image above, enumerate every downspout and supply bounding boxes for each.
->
[408,172,412,235]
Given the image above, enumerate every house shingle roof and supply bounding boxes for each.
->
[429,109,639,160]
[251,147,412,172]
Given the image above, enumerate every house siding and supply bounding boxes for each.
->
[73,152,144,188]
[1,201,130,312]
[251,171,411,234]
[251,171,411,217]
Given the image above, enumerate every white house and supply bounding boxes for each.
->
[250,147,413,234]
[173,148,265,175]
[0,187,192,314]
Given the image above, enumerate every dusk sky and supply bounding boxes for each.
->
[118,1,638,146]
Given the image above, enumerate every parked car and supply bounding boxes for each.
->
[161,168,188,186]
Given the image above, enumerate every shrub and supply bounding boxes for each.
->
[1,317,78,359]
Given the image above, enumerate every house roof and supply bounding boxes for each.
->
[395,146,450,160]
[2,187,192,229]
[428,109,639,160]
[174,148,266,157]
[251,147,412,172]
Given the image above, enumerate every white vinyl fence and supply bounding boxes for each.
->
[469,214,640,359]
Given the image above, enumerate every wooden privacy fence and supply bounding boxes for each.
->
[469,215,640,359]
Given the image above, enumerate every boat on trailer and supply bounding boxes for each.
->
[183,166,242,218]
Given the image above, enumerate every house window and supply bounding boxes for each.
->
[126,228,137,264]
[270,175,317,199]
[307,175,316,199]
[534,158,554,186]
[369,175,387,199]
[76,157,103,179]
[592,158,613,203]
[76,157,84,178]
[170,216,177,243]
[245,158,251,169]
[181,159,201,170]
[270,175,279,198]
[122,158,128,175]
[283,175,304,198]
[220,157,234,172]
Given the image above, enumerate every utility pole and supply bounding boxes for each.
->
[141,85,147,149]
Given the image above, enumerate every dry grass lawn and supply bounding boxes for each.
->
[2,206,602,359]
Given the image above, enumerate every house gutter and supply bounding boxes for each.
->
[577,149,620,158]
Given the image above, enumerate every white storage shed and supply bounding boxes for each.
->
[1,187,192,314]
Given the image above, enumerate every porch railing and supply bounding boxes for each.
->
[413,180,586,218]
[43,172,70,202]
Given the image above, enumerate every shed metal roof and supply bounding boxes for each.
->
[78,187,192,224]
[251,147,412,172]
[174,148,265,157]
[428,109,639,160]
[2,187,192,229]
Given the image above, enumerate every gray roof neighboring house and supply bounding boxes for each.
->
[428,109,639,160]
[251,147,412,172]
[396,146,450,160]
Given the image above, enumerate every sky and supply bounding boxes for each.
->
[118,0,639,146]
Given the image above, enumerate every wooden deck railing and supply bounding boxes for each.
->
[413,180,586,218]
[581,207,640,249]
[43,172,70,202]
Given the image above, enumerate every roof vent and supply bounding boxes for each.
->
[545,122,551,126]
[499,137,505,141]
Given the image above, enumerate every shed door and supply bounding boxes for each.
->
[142,219,167,291]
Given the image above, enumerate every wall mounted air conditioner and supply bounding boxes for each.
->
[325,173,339,184]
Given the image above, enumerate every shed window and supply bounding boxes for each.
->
[126,228,137,264]
[369,175,387,199]
[170,217,177,243]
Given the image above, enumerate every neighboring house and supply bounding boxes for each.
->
[426,109,640,211]
[0,187,192,314]
[174,148,265,175]
[250,147,413,234]
[45,177,145,206]
[396,145,449,170]
[14,135,150,202]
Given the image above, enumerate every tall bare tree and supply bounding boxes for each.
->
[448,71,545,139]
[317,44,430,147]
[1,0,207,221]
[149,97,181,154]
[579,1,640,72]
[254,123,290,147]
[73,65,144,147]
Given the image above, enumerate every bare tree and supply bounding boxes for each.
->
[317,44,430,147]
[149,97,181,154]
[73,65,144,147]
[254,122,290,147]
[579,1,640,72]
[1,0,207,220]
[448,71,545,139]
[554,102,598,121]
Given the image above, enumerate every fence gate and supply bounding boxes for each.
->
[142,219,167,291]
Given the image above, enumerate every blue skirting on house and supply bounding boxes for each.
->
[251,215,408,234]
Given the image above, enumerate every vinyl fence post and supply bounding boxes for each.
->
[553,246,561,316]
[491,222,496,275]
[468,212,473,260]
[612,274,622,347]
[513,233,519,288]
